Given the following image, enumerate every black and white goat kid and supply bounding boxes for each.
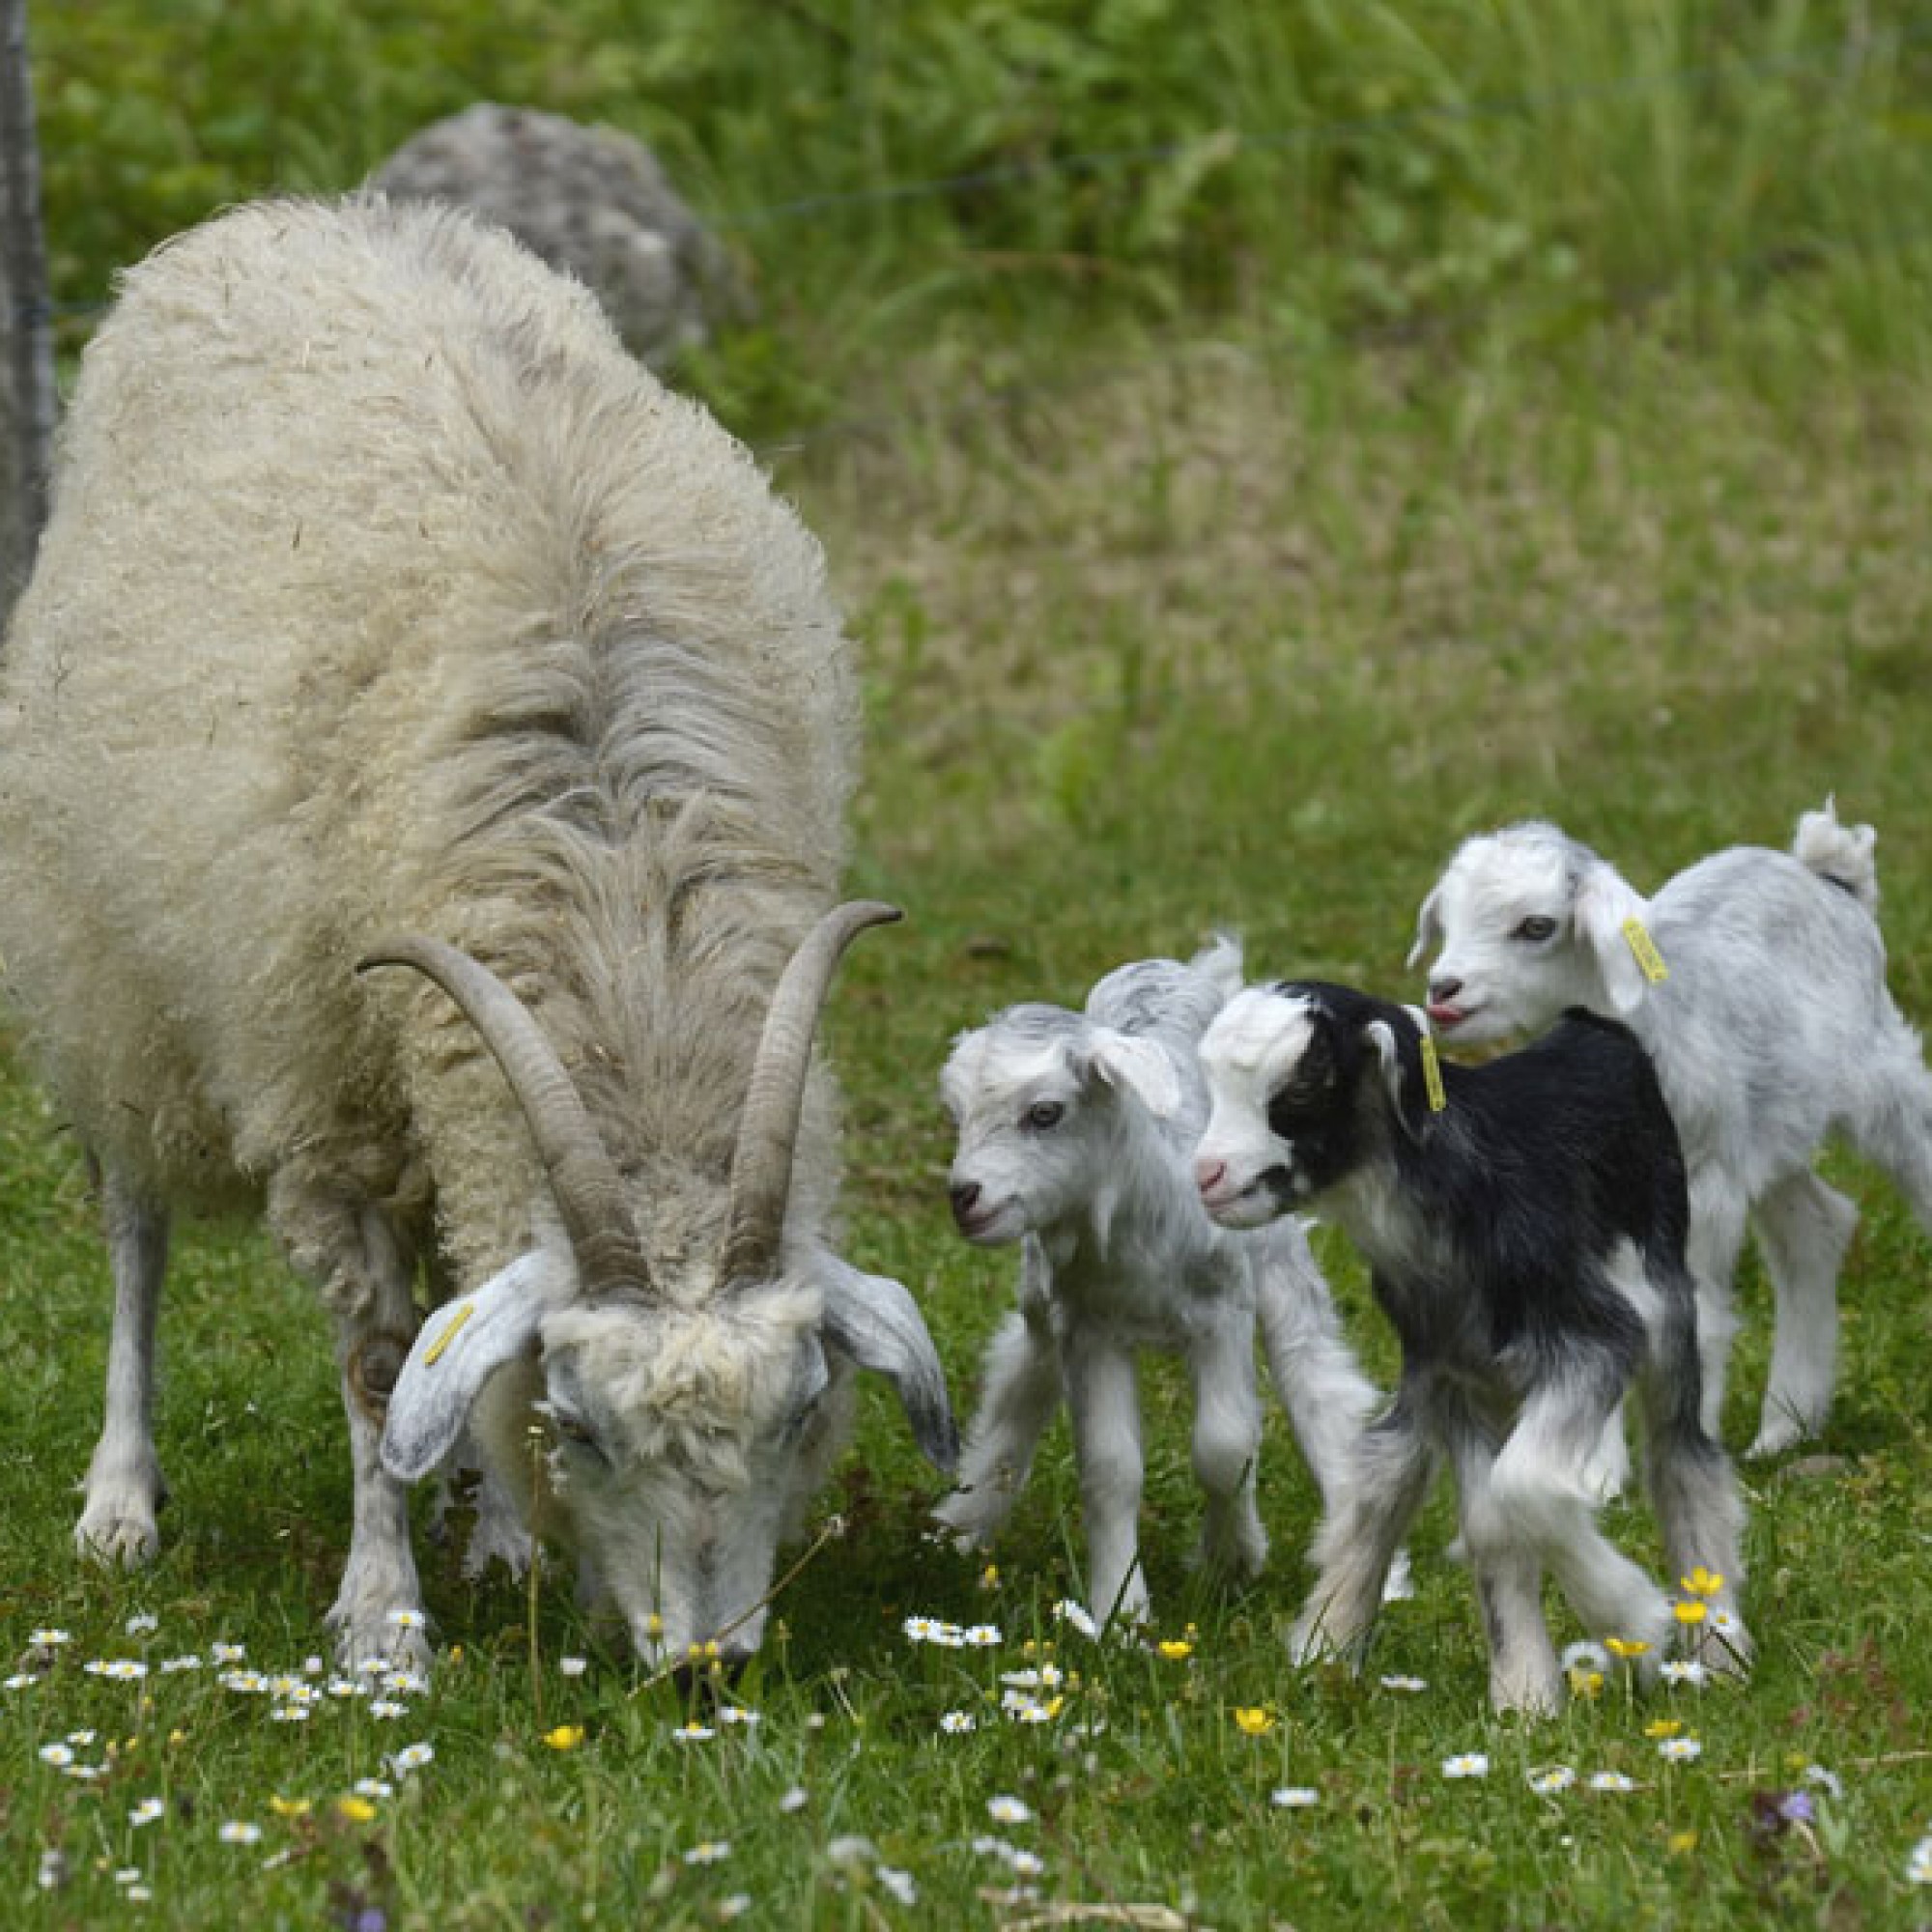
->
[936,943,1389,1630]
[1193,982,1749,1714]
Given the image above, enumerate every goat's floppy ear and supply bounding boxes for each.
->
[381,1250,560,1483]
[1406,882,1444,972]
[1366,1015,1434,1145]
[1572,860,1656,1017]
[1077,1030,1183,1120]
[820,1256,960,1474]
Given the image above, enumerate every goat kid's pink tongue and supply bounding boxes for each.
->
[1427,1002,1465,1027]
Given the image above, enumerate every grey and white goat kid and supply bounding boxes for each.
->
[935,941,1386,1630]
[1194,983,1749,1715]
[1411,802,1932,1458]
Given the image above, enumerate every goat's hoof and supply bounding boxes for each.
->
[74,1503,161,1569]
[1381,1549,1416,1602]
[1744,1417,1813,1461]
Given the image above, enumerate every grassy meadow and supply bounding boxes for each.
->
[9,2,1932,1925]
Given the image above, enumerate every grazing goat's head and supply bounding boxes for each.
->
[939,1006,1183,1246]
[1408,823,1654,1044]
[361,903,956,1672]
[1193,982,1435,1226]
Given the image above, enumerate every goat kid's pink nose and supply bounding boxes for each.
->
[1430,975,1463,1004]
[1194,1155,1228,1195]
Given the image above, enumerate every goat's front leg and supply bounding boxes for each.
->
[932,1303,1063,1548]
[1185,1312,1266,1582]
[1289,1390,1435,1667]
[1747,1171,1858,1459]
[282,1193,431,1669]
[1686,1170,1749,1443]
[1446,1418,1560,1715]
[75,1167,170,1567]
[1493,1378,1672,1673]
[1064,1333,1149,1629]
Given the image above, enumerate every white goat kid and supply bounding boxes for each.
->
[1411,802,1932,1458]
[935,941,1386,1628]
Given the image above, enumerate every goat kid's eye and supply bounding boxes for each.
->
[1513,915,1559,943]
[549,1409,609,1463]
[1024,1100,1065,1131]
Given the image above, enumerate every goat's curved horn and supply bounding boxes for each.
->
[356,938,648,1297]
[718,900,903,1288]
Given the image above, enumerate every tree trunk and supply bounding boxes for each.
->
[0,0,52,612]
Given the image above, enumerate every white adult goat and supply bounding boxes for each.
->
[934,941,1388,1628]
[1411,802,1932,1457]
[0,196,955,1676]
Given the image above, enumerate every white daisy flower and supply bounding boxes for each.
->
[391,1742,435,1772]
[113,1867,144,1886]
[1588,1771,1636,1793]
[385,1607,427,1632]
[368,1699,408,1720]
[779,1785,809,1814]
[558,1656,588,1678]
[1378,1674,1428,1693]
[716,1705,760,1727]
[66,1730,97,1747]
[683,1840,731,1865]
[877,1865,918,1905]
[158,1656,204,1674]
[1908,1834,1932,1887]
[125,1613,160,1636]
[269,1704,313,1723]
[826,1835,877,1866]
[901,1615,941,1644]
[4,1672,39,1690]
[127,1884,154,1903]
[1660,1660,1708,1687]
[1560,1639,1609,1675]
[354,1777,395,1801]
[717,1896,752,1921]
[671,1721,716,1744]
[210,1642,246,1664]
[28,1629,71,1649]
[1054,1600,1098,1639]
[1271,1786,1321,1809]
[217,1821,263,1845]
[1527,1766,1577,1795]
[986,1795,1032,1826]
[962,1624,1002,1648]
[939,1711,977,1734]
[130,1798,165,1827]
[1441,1752,1490,1780]
[38,1743,74,1768]
[1658,1737,1703,1763]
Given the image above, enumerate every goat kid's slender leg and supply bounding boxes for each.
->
[1185,1313,1267,1582]
[1063,1334,1149,1629]
[75,1168,171,1567]
[931,1308,1063,1548]
[1847,1018,1932,1250]
[1446,1423,1561,1717]
[1747,1172,1858,1459]
[1255,1244,1412,1598]
[1491,1380,1673,1674]
[1288,1392,1435,1668]
[1685,1171,1749,1444]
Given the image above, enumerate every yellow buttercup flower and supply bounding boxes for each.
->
[1673,1599,1709,1626]
[1644,1718,1683,1740]
[1156,1639,1193,1662]
[543,1724,586,1751]
[1605,1636,1652,1659]
[1668,1830,1699,1854]
[335,1796,378,1824]
[1233,1706,1276,1736]
[268,1796,311,1819]
[1680,1567,1723,1598]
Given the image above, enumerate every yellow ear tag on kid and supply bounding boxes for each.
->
[1621,917,1669,984]
[423,1300,476,1367]
[1420,1034,1448,1114]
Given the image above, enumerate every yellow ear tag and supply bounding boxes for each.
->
[1420,1034,1448,1114]
[422,1301,476,1368]
[1621,917,1669,984]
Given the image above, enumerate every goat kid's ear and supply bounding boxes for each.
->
[1572,862,1654,1016]
[381,1250,560,1484]
[820,1256,960,1474]
[1077,1030,1183,1120]
[1366,1017,1434,1145]
[1406,882,1444,972]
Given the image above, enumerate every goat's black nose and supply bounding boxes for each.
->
[1429,975,1463,1004]
[949,1180,981,1219]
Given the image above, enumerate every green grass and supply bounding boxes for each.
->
[11,3,1932,1926]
